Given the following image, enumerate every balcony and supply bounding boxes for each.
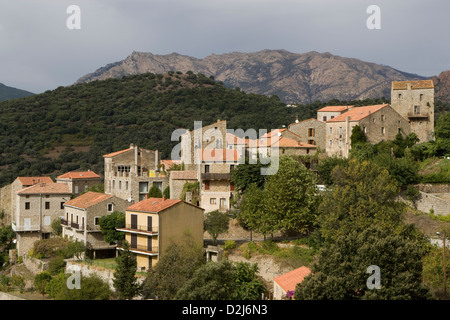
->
[116,224,158,235]
[407,112,429,119]
[117,242,159,256]
[201,173,231,181]
[12,222,40,232]
[60,218,68,226]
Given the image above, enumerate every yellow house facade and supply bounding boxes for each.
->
[117,197,204,271]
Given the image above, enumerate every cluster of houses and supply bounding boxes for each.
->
[0,79,436,299]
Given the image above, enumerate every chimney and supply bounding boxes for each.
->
[162,196,165,201]
[145,194,148,199]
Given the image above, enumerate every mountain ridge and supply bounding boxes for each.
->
[0,83,34,102]
[75,49,428,103]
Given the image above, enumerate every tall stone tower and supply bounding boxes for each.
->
[390,80,435,143]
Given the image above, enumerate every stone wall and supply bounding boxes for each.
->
[416,184,450,194]
[0,292,25,300]
[23,255,49,275]
[415,191,450,216]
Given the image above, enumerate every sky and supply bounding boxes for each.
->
[1,0,449,94]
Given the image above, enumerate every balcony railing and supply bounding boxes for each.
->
[407,112,429,119]
[117,224,158,234]
[61,218,68,226]
[12,222,40,232]
[117,242,158,255]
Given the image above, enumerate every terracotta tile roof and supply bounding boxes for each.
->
[392,80,434,90]
[102,148,132,158]
[197,148,240,162]
[317,105,354,112]
[261,128,286,139]
[57,171,101,180]
[170,170,198,180]
[16,177,53,186]
[17,183,71,195]
[226,133,247,145]
[260,136,316,149]
[64,191,112,209]
[326,104,389,122]
[273,266,311,293]
[126,197,184,213]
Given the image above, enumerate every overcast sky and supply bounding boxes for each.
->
[1,0,449,93]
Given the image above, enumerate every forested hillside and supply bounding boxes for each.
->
[0,71,447,187]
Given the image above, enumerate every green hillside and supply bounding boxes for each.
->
[0,83,34,102]
[0,71,440,187]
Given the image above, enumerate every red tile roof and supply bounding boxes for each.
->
[102,148,132,158]
[17,183,71,195]
[326,104,389,122]
[64,191,112,209]
[317,105,354,112]
[160,159,181,170]
[289,118,324,127]
[260,136,316,148]
[126,197,185,213]
[17,177,53,186]
[57,171,101,180]
[273,266,311,293]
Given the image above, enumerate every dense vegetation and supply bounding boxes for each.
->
[0,70,427,188]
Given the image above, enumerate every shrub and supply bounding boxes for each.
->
[223,240,236,250]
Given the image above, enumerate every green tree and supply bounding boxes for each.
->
[46,272,66,299]
[231,154,267,193]
[113,241,140,300]
[55,274,112,300]
[435,112,450,155]
[263,156,320,234]
[317,156,349,185]
[176,260,238,300]
[294,225,433,300]
[163,186,170,199]
[34,271,52,297]
[99,211,125,244]
[318,159,405,243]
[51,218,62,236]
[350,125,367,148]
[234,262,266,300]
[141,232,205,300]
[423,244,450,298]
[237,184,276,238]
[204,210,230,245]
[148,185,163,198]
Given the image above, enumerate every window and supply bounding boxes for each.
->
[45,202,50,210]
[331,116,335,119]
[329,127,332,134]
[85,185,88,191]
[338,140,342,147]
[329,140,332,147]
[25,202,30,210]
[205,165,210,173]
[44,216,51,226]
[420,94,423,101]
[322,116,327,121]
[414,105,420,115]
[119,181,122,189]
[363,127,367,133]
[117,165,131,173]
[230,182,235,191]
[94,217,100,226]
[308,139,315,145]
[373,118,376,123]
[41,232,50,240]
[308,128,315,137]
[45,195,50,198]
[398,94,402,99]
[24,218,31,231]
[381,127,385,135]
[210,198,216,205]
[338,127,343,138]
[60,202,65,209]
[139,182,149,201]
[107,203,113,212]
[230,164,235,171]
[204,180,210,190]
[75,185,79,193]
[126,181,128,190]
[381,115,385,122]
[153,181,162,192]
